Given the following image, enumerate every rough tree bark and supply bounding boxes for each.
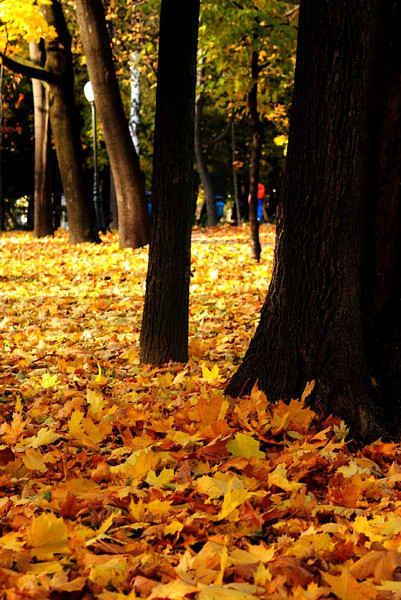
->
[226,0,395,442]
[75,0,150,249]
[140,0,200,364]
[29,41,53,238]
[366,0,401,428]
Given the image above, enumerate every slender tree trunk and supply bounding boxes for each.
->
[194,70,218,227]
[231,120,242,224]
[226,0,386,442]
[248,50,262,262]
[75,0,150,249]
[42,0,99,244]
[29,41,53,238]
[0,64,4,233]
[140,0,200,364]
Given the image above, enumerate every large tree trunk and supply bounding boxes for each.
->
[29,41,54,238]
[194,71,218,227]
[140,0,200,364]
[367,0,401,428]
[226,0,387,442]
[42,0,99,244]
[75,0,150,249]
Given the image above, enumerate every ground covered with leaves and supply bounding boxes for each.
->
[1,225,401,600]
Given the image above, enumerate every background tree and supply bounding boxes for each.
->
[140,0,200,364]
[75,0,150,249]
[29,41,53,238]
[226,0,401,442]
[1,0,100,243]
[198,0,296,245]
[194,65,218,227]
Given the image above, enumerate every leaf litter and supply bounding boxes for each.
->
[0,226,400,599]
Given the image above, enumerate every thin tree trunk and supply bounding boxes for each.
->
[0,64,4,233]
[231,120,242,224]
[194,70,218,227]
[140,0,200,364]
[75,0,150,249]
[29,41,53,238]
[226,0,384,442]
[248,50,262,261]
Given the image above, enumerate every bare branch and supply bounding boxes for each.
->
[0,53,56,84]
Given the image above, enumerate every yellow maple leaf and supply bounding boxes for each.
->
[253,562,272,586]
[227,432,265,459]
[323,568,378,600]
[202,364,220,382]
[157,371,174,387]
[145,467,175,488]
[26,513,69,560]
[0,412,26,445]
[268,463,304,492]
[164,521,183,536]
[189,338,206,359]
[149,579,198,599]
[28,427,60,448]
[40,372,59,388]
[22,448,48,473]
[88,557,128,587]
[129,498,146,522]
[68,410,111,447]
[86,388,105,415]
[217,489,252,521]
[196,473,244,502]
[352,514,401,543]
[197,584,259,599]
[147,499,172,518]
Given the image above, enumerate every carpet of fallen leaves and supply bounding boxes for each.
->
[1,225,401,600]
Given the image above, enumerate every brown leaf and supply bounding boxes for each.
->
[351,550,401,582]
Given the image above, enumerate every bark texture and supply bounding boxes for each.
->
[75,0,150,249]
[140,0,200,364]
[42,0,99,244]
[366,0,401,427]
[227,0,387,442]
[29,42,53,238]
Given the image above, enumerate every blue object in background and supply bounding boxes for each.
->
[146,190,152,215]
[257,198,263,221]
[215,195,225,219]
[216,201,225,219]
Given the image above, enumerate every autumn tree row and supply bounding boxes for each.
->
[0,0,295,250]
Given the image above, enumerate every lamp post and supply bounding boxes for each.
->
[84,81,106,234]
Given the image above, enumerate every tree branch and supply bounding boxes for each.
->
[0,53,56,84]
[206,112,235,158]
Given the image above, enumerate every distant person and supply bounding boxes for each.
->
[248,182,266,222]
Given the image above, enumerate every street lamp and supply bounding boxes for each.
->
[84,81,106,234]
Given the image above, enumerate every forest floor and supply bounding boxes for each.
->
[0,224,400,599]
